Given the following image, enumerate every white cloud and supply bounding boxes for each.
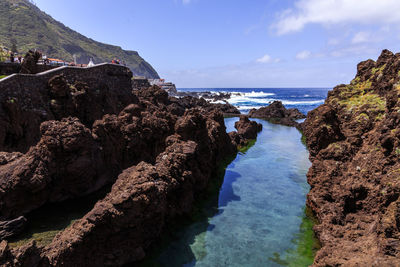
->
[296,50,311,60]
[182,0,191,4]
[351,31,370,44]
[273,0,400,35]
[256,54,272,63]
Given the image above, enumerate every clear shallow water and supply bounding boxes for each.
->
[150,118,316,267]
[179,88,331,114]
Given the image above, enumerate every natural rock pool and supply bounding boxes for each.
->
[146,118,318,266]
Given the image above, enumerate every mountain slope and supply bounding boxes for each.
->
[0,0,159,78]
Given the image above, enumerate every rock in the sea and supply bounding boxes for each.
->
[228,115,262,149]
[248,101,305,127]
[234,115,262,140]
[303,49,400,266]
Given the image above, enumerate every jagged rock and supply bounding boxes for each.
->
[303,49,400,266]
[286,107,306,120]
[0,240,46,267]
[0,84,241,222]
[134,85,169,106]
[0,240,12,266]
[0,152,23,165]
[234,115,262,140]
[212,103,240,115]
[0,216,27,240]
[248,101,305,127]
[20,50,41,74]
[41,109,236,266]
[303,104,345,158]
[0,67,250,266]
[12,241,46,267]
[47,74,139,125]
[0,117,106,221]
[0,64,137,153]
[168,96,240,116]
[92,103,177,169]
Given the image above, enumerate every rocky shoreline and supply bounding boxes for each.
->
[0,64,262,266]
[303,50,400,266]
[171,90,306,127]
[3,49,398,266]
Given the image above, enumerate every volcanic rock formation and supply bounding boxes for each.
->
[0,64,135,153]
[0,65,259,266]
[20,50,41,74]
[229,115,263,148]
[249,100,305,127]
[303,49,400,266]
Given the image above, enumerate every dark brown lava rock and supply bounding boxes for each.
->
[0,65,256,266]
[303,49,400,266]
[248,100,305,127]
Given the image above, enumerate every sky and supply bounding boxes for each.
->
[33,0,400,88]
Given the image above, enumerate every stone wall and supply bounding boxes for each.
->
[0,63,20,76]
[0,62,57,76]
[132,78,150,89]
[0,63,134,152]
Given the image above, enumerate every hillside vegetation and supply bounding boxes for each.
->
[0,0,159,78]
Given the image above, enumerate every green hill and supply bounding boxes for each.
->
[0,0,159,78]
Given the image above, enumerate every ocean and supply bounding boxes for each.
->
[178,88,331,115]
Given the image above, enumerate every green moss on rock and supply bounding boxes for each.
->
[238,139,256,154]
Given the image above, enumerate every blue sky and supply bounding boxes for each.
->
[34,0,400,88]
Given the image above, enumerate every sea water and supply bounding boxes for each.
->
[180,87,329,115]
[149,88,330,266]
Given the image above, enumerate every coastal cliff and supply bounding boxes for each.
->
[0,64,260,266]
[0,0,159,78]
[304,50,400,266]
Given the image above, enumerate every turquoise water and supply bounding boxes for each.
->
[153,118,314,267]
